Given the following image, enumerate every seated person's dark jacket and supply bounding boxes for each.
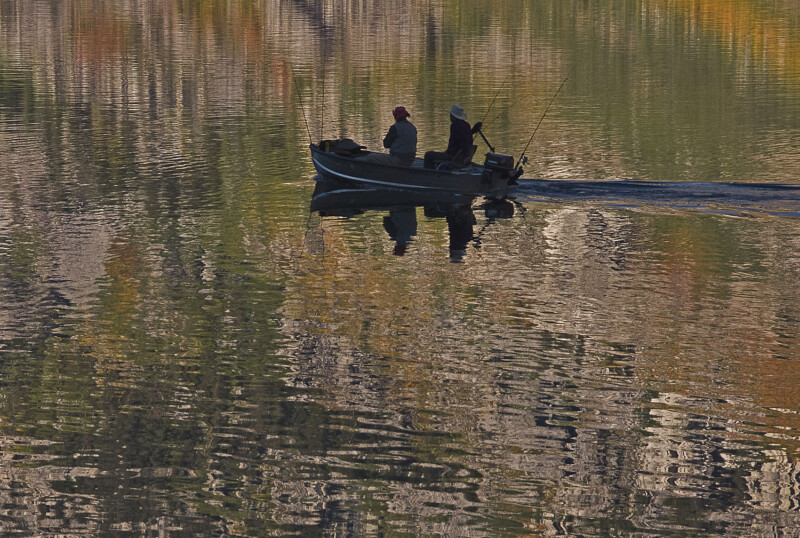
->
[447,118,473,159]
[424,118,473,169]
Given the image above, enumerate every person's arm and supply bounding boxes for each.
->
[383,124,397,149]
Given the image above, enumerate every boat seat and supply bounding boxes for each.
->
[452,145,478,168]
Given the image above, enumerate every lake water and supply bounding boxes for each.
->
[1,0,799,535]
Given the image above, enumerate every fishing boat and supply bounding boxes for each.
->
[309,138,521,198]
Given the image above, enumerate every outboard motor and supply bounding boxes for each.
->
[483,153,515,178]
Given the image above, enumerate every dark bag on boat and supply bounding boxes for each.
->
[329,138,366,156]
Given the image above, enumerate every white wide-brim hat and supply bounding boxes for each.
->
[449,104,467,120]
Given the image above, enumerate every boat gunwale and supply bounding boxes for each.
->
[310,143,485,175]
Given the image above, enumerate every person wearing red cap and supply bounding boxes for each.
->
[367,106,417,166]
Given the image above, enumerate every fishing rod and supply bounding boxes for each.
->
[480,73,512,125]
[320,64,325,141]
[471,74,514,153]
[484,101,516,130]
[289,61,313,144]
[514,67,575,171]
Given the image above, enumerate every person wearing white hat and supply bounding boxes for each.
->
[424,104,475,169]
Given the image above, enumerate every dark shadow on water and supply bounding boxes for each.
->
[310,178,515,260]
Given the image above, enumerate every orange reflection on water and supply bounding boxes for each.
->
[658,0,800,88]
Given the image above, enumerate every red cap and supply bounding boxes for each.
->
[393,106,410,120]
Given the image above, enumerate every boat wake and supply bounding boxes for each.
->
[512,179,800,218]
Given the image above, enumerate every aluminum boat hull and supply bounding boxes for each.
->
[310,143,513,197]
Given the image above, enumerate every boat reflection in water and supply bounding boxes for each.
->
[310,178,514,261]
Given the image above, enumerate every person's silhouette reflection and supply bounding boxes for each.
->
[383,207,417,255]
[446,205,476,262]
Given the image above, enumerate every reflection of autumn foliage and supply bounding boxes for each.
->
[74,16,128,66]
[2,2,799,535]
[654,0,800,86]
[71,0,264,63]
[629,216,800,452]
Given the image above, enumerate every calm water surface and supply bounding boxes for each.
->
[1,0,799,535]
